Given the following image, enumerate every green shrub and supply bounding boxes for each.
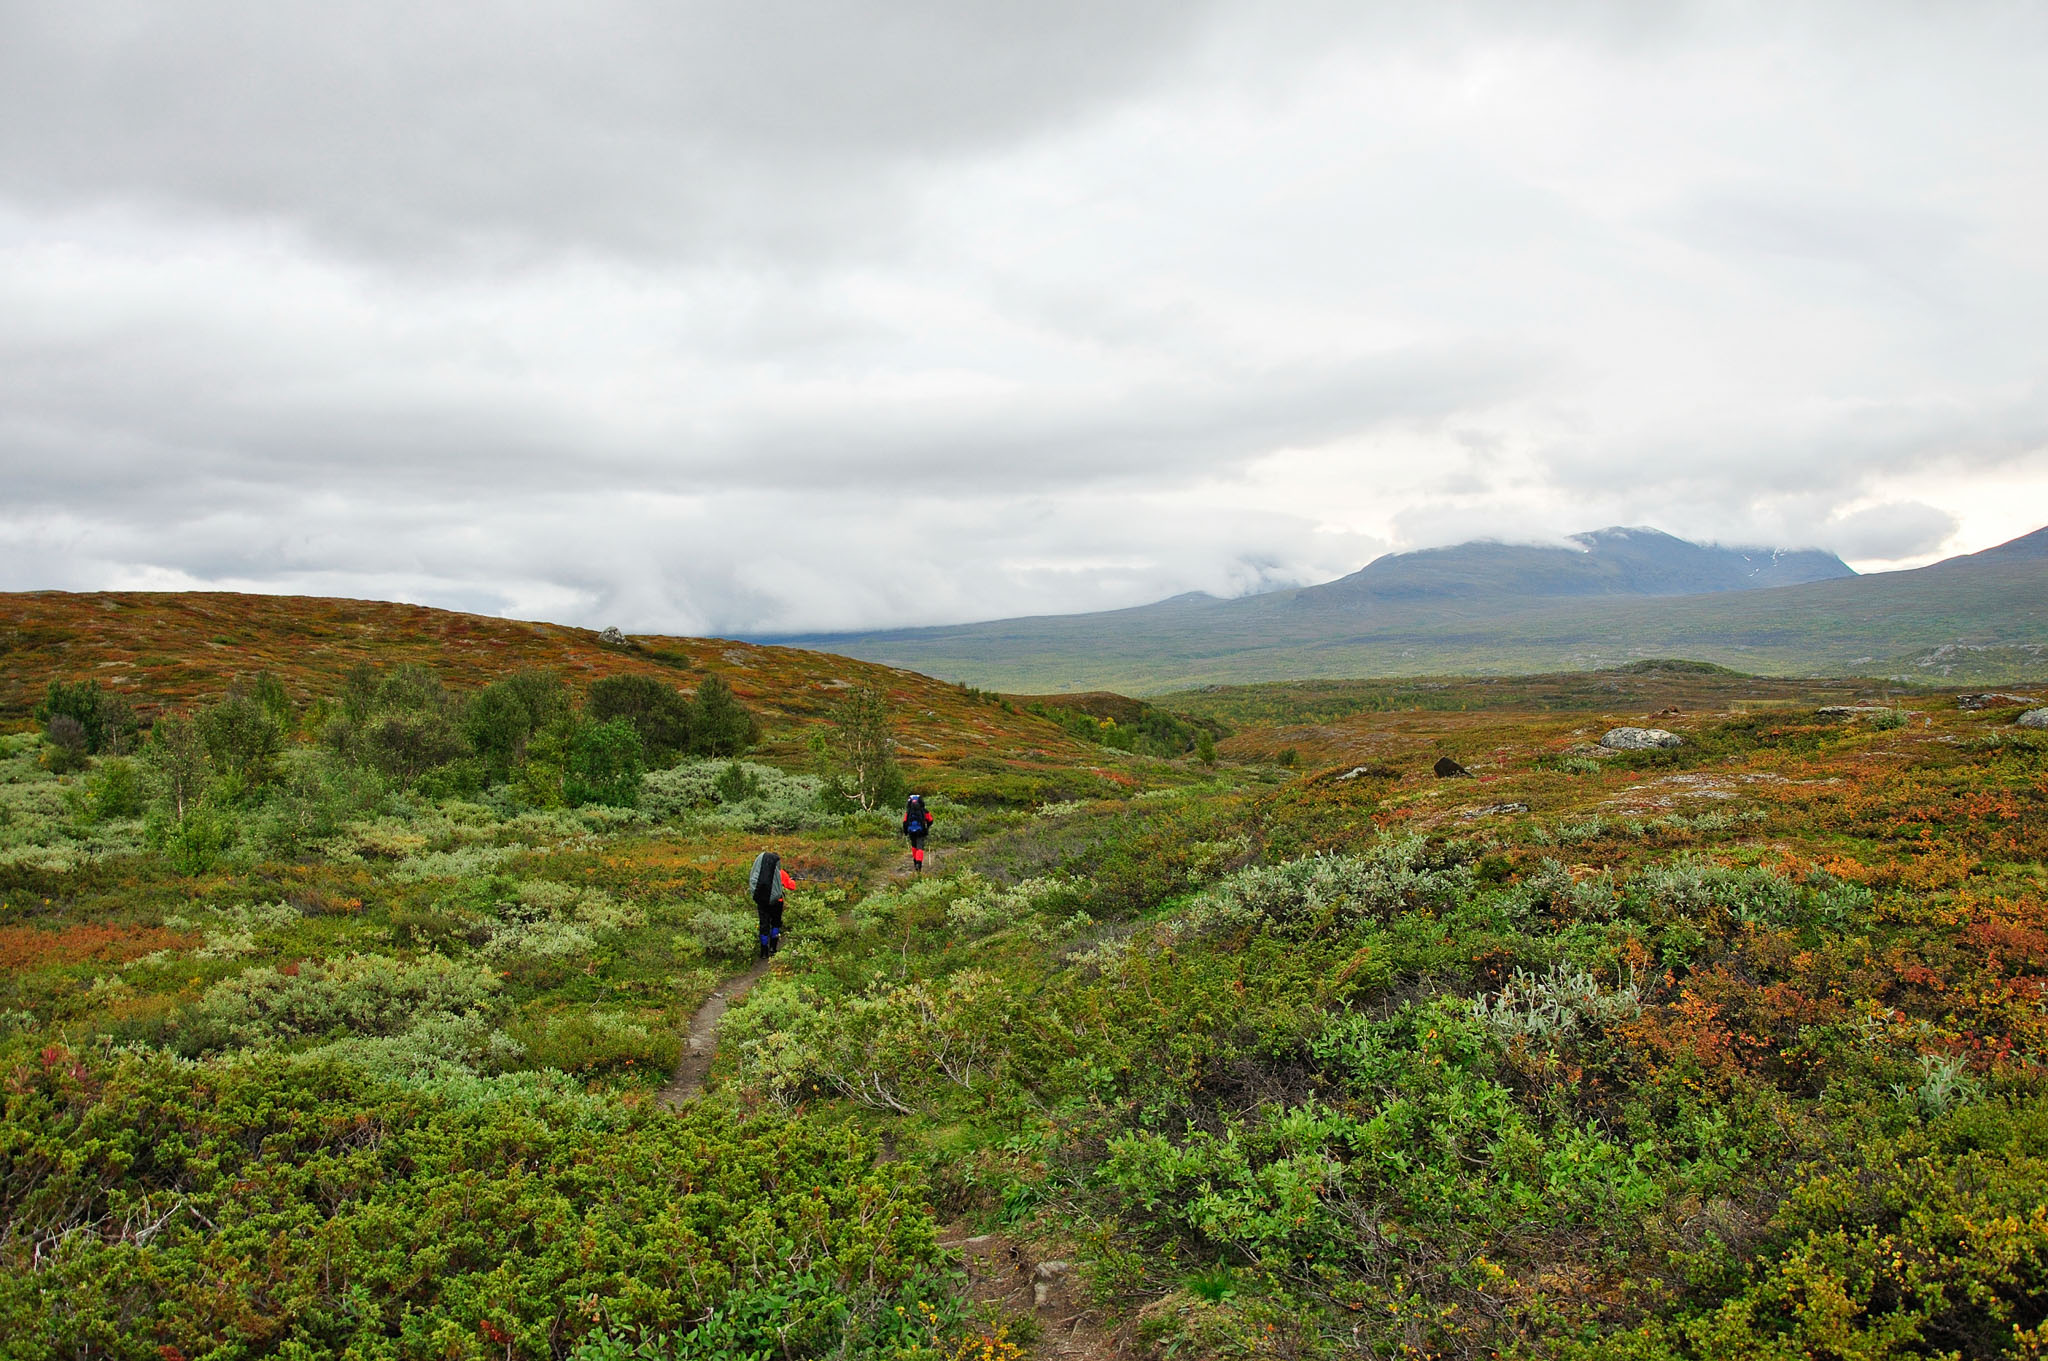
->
[326,663,471,789]
[359,709,469,789]
[642,760,835,830]
[188,952,503,1049]
[33,677,138,755]
[0,1051,949,1360]
[83,757,146,821]
[713,760,762,802]
[255,747,379,855]
[567,718,645,807]
[464,672,561,779]
[586,673,696,763]
[1567,1098,2048,1361]
[509,1008,678,1077]
[686,903,759,960]
[151,804,235,874]
[1170,836,1474,940]
[199,687,284,791]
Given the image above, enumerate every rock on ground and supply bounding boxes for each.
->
[1959,693,2040,710]
[2019,708,2048,729]
[1602,727,1683,750]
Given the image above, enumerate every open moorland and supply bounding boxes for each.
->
[4,592,2048,1360]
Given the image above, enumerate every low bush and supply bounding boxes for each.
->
[509,1008,678,1078]
[186,952,502,1050]
[0,1051,950,1360]
[685,903,760,961]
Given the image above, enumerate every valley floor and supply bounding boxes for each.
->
[5,669,2047,1359]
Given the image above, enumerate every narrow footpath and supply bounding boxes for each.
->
[657,954,776,1105]
[658,857,916,1105]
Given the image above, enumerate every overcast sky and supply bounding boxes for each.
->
[3,1,2045,635]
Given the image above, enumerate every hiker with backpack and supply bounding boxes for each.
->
[747,849,797,956]
[901,793,935,873]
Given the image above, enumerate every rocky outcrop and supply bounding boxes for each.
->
[2019,708,2048,729]
[1958,693,2039,710]
[1601,727,1682,750]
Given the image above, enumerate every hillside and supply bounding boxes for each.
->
[788,525,2048,693]
[0,590,1123,796]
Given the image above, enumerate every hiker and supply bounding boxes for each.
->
[901,793,935,873]
[747,849,796,956]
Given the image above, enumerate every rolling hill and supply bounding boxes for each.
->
[785,525,2048,693]
[0,590,1116,789]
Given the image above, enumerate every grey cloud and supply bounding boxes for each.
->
[0,1,1216,263]
[2,2,2045,635]
[1823,501,1958,563]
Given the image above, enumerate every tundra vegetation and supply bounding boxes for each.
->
[2,603,2047,1361]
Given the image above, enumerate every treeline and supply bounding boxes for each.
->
[29,667,758,870]
[1024,699,1218,761]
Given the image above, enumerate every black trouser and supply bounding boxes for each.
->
[756,896,784,954]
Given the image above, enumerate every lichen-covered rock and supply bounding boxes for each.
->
[1601,726,1682,750]
[2019,708,2048,729]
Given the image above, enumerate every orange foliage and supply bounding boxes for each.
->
[0,924,195,970]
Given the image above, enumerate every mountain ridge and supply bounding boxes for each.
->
[783,525,2047,693]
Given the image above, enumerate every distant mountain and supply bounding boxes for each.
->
[1300,527,1852,604]
[786,526,2047,693]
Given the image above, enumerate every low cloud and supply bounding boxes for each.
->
[1823,501,1959,565]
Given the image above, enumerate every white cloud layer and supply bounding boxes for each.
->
[2,1,2045,634]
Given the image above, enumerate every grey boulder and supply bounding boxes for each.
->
[1601,726,1683,750]
[2019,708,2048,729]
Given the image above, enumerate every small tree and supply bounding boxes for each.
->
[823,684,904,812]
[362,710,468,791]
[200,689,284,792]
[339,662,380,726]
[326,663,472,789]
[690,675,758,757]
[503,669,571,729]
[464,682,535,781]
[377,663,449,714]
[586,673,695,763]
[35,678,138,755]
[144,716,211,821]
[460,669,568,784]
[248,672,294,732]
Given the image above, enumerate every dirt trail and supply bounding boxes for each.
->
[658,954,776,1105]
[659,855,917,1105]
